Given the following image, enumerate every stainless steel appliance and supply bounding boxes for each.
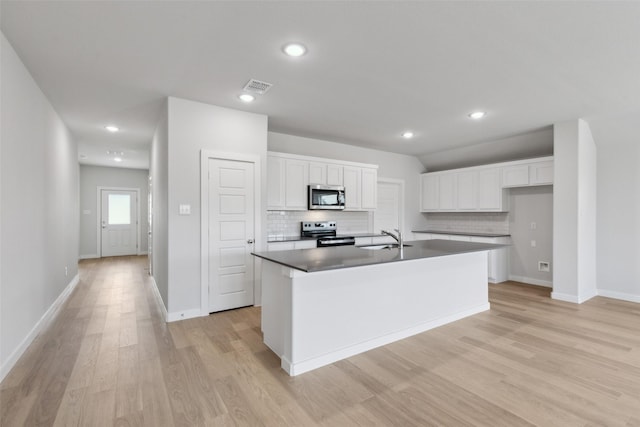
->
[301,221,355,247]
[308,185,345,210]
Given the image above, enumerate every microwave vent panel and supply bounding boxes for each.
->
[243,79,273,95]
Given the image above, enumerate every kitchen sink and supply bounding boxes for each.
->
[357,244,412,250]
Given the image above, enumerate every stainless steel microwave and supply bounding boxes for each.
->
[308,185,346,210]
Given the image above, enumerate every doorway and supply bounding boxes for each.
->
[201,152,261,314]
[99,188,139,257]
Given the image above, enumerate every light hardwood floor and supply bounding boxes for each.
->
[1,255,639,426]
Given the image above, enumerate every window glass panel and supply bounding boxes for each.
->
[108,194,131,225]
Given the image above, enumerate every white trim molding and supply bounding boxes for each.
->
[79,253,99,260]
[0,274,80,382]
[167,308,203,323]
[148,276,168,322]
[597,289,640,303]
[551,289,598,304]
[508,275,553,288]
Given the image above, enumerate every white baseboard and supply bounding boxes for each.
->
[79,254,99,260]
[137,251,148,256]
[551,289,598,304]
[508,275,553,288]
[149,276,168,322]
[0,273,80,382]
[167,308,204,322]
[597,289,640,303]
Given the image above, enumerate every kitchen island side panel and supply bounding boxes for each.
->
[261,251,489,376]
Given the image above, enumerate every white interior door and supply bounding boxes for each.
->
[374,180,403,234]
[208,158,255,312]
[101,190,138,257]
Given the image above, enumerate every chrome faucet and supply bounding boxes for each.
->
[381,228,404,257]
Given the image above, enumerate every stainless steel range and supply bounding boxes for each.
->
[301,221,356,248]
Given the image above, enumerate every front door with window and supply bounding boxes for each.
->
[101,189,138,257]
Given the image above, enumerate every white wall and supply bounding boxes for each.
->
[268,132,429,237]
[552,119,597,303]
[1,33,79,379]
[150,102,169,309]
[79,165,149,258]
[508,186,553,286]
[166,97,267,318]
[594,117,640,302]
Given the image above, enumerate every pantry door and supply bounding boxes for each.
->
[207,157,256,313]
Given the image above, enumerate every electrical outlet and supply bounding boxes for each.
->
[531,240,537,247]
[530,222,537,230]
[538,261,550,272]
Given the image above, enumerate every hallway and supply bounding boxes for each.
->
[2,256,640,426]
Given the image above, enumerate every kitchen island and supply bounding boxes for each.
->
[252,239,504,376]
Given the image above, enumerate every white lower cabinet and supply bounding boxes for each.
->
[267,240,317,251]
[470,236,510,283]
[411,233,509,283]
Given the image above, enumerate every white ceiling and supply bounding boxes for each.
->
[2,1,640,170]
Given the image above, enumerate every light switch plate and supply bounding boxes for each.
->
[179,204,191,215]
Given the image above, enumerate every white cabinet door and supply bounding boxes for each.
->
[267,155,285,210]
[529,161,554,185]
[448,235,472,242]
[285,159,309,210]
[343,166,362,210]
[267,242,295,251]
[309,162,327,185]
[438,173,457,211]
[470,236,509,284]
[456,171,477,210]
[478,168,504,211]
[326,164,343,186]
[420,174,439,212]
[412,233,432,240]
[502,165,529,187]
[294,240,317,249]
[361,168,377,210]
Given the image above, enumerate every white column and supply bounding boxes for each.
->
[552,119,597,303]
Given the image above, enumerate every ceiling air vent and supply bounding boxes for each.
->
[243,79,273,95]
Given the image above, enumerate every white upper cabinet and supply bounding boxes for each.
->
[478,168,504,211]
[326,164,344,186]
[343,166,361,210]
[361,168,377,210]
[267,152,378,211]
[284,159,309,210]
[456,171,478,210]
[267,155,285,210]
[420,157,551,213]
[503,159,554,188]
[420,174,439,211]
[529,161,554,185]
[309,162,327,185]
[438,173,457,210]
[502,165,530,187]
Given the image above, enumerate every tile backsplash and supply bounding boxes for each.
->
[267,210,371,239]
[425,212,509,234]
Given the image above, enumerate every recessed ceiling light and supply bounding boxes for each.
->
[105,125,119,132]
[238,93,255,103]
[468,111,486,120]
[401,131,414,139]
[283,43,307,57]
[113,157,123,162]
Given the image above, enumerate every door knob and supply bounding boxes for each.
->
[247,239,254,244]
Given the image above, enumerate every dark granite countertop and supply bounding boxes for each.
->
[412,230,511,238]
[253,239,506,273]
